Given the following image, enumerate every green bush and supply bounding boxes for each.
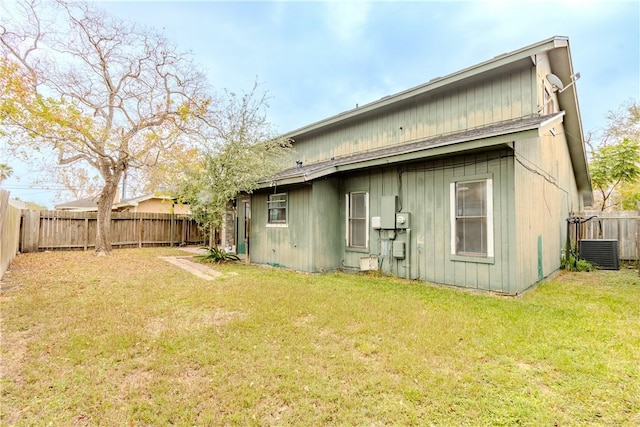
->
[196,247,240,264]
[561,252,595,272]
[574,258,596,272]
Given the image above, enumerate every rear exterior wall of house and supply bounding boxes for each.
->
[339,149,519,293]
[248,49,585,294]
[250,179,342,272]
[250,148,527,294]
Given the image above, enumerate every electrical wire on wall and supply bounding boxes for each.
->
[514,154,569,195]
[514,151,571,219]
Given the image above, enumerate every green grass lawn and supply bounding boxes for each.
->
[1,248,639,426]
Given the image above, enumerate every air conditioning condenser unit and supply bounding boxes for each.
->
[579,239,619,270]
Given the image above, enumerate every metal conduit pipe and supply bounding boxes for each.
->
[406,228,411,280]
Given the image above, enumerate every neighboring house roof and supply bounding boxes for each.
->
[8,199,27,210]
[54,195,100,211]
[271,35,591,203]
[265,113,565,186]
[55,193,179,212]
[114,193,177,210]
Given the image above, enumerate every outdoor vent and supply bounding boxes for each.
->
[579,239,619,270]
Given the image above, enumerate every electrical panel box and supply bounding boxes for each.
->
[392,241,405,259]
[380,195,398,229]
[371,216,382,230]
[395,212,410,229]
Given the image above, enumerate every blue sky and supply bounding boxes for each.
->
[3,0,639,208]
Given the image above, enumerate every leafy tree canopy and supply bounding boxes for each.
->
[589,100,640,211]
[179,85,292,236]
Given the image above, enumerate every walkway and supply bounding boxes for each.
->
[158,247,239,281]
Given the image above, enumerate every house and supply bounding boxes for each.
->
[238,36,592,295]
[55,193,190,214]
[54,195,101,212]
[114,193,190,214]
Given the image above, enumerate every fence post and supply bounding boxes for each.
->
[0,191,9,271]
[20,210,41,253]
[170,213,174,247]
[84,218,89,250]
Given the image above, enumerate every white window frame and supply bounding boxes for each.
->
[345,191,369,249]
[450,178,494,261]
[267,192,288,227]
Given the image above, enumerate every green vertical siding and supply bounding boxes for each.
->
[248,48,584,294]
[252,139,580,294]
[291,67,537,165]
[501,148,518,293]
[340,174,376,270]
[513,123,581,289]
[332,150,516,293]
[251,181,343,272]
[250,187,312,270]
[311,178,342,271]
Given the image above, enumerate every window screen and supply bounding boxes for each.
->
[348,192,367,248]
[267,193,287,224]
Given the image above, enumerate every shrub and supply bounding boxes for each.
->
[196,247,240,264]
[561,252,596,272]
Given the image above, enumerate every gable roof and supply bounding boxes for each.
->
[55,193,178,212]
[277,36,591,204]
[114,193,177,210]
[264,113,563,187]
[54,195,100,211]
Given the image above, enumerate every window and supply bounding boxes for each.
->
[450,179,493,258]
[347,192,368,248]
[267,193,287,224]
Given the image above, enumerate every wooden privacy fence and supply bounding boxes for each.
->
[1,190,22,279]
[20,210,207,253]
[573,210,639,261]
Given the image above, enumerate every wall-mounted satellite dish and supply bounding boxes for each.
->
[546,72,581,94]
[546,74,565,92]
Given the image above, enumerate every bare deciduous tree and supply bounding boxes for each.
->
[1,0,212,254]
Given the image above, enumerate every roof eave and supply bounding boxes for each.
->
[547,42,593,206]
[259,119,550,189]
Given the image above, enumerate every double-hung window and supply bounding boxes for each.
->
[267,193,287,224]
[450,179,493,259]
[347,191,368,249]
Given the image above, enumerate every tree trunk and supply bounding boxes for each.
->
[95,179,119,256]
